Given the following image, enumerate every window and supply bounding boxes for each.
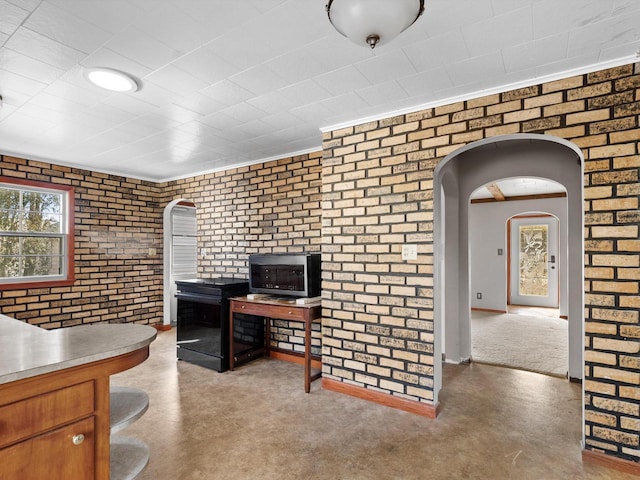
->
[0,177,74,289]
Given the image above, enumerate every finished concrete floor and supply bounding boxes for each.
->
[112,329,635,480]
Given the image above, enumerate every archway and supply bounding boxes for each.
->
[162,199,197,327]
[433,134,584,405]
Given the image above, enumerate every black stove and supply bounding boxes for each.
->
[175,277,249,372]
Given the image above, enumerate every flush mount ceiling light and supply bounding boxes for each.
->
[84,67,140,92]
[326,0,425,49]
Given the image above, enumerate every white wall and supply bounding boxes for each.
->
[469,197,568,315]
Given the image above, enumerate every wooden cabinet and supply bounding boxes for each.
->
[1,417,95,480]
[0,382,96,480]
[0,381,93,446]
[0,345,152,480]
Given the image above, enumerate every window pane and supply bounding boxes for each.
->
[518,224,548,297]
[0,236,20,255]
[22,255,63,277]
[26,211,62,233]
[23,191,62,233]
[0,208,21,232]
[0,189,20,210]
[22,236,62,255]
[0,255,20,277]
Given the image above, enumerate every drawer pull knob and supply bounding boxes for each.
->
[288,311,292,314]
[72,434,85,445]
[241,305,245,309]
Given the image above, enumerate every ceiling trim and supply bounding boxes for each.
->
[320,54,638,133]
[470,192,567,204]
[1,146,322,184]
[160,146,322,183]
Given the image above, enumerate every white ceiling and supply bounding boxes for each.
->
[0,0,639,182]
[470,177,566,200]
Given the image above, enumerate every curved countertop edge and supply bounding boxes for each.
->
[0,317,157,385]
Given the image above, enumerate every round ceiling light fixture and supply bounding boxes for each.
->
[326,0,425,49]
[84,67,140,93]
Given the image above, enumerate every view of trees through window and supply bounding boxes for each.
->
[0,185,64,280]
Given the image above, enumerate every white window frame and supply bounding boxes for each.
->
[0,177,75,289]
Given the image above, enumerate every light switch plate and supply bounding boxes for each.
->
[402,244,418,261]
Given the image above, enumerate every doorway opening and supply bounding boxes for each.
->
[467,182,569,377]
[433,133,584,408]
[162,199,197,327]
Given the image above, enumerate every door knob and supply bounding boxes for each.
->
[72,434,85,445]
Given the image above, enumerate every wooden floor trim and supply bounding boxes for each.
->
[582,449,640,476]
[322,378,439,419]
[269,349,322,370]
[471,307,507,314]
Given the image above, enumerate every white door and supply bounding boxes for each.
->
[509,216,559,308]
[169,206,197,322]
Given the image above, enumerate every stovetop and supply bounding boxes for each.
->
[179,277,248,287]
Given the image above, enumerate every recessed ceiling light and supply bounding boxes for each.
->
[84,67,140,92]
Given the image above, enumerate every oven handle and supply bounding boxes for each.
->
[175,292,222,305]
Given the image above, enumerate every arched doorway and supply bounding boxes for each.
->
[433,134,584,404]
[162,199,197,327]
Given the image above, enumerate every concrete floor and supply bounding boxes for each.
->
[112,329,634,480]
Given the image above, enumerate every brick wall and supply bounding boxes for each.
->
[322,63,640,461]
[0,155,164,328]
[163,151,323,352]
[1,62,638,466]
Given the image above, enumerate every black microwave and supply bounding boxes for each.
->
[249,253,321,298]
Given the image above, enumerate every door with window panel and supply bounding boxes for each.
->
[509,216,559,308]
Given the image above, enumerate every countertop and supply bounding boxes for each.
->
[0,314,157,385]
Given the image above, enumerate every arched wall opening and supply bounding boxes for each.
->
[163,198,197,327]
[433,134,585,403]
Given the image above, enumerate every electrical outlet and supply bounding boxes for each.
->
[401,244,418,261]
[476,292,482,299]
[148,247,156,256]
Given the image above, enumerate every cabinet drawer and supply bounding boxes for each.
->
[0,416,94,480]
[234,302,305,321]
[0,381,94,448]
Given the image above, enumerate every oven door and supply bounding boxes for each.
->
[176,293,227,372]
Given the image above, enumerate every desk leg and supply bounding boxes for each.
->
[265,317,271,357]
[229,308,235,371]
[304,316,311,393]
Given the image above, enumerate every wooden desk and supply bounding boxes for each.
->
[229,296,322,393]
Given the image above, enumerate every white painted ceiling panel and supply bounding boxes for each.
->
[471,178,566,200]
[0,0,638,181]
[0,1,30,36]
[23,2,112,54]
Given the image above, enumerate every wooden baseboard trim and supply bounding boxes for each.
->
[322,378,439,419]
[154,324,171,331]
[269,349,322,370]
[582,449,640,476]
[471,307,507,314]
